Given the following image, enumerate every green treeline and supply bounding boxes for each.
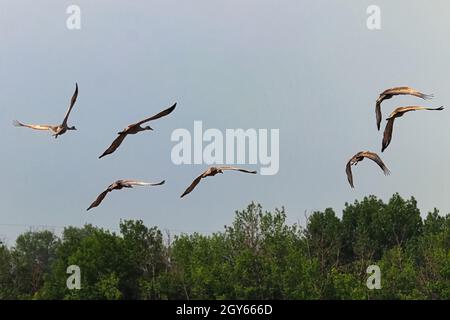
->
[0,193,449,300]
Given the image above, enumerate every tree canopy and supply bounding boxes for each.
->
[0,193,448,300]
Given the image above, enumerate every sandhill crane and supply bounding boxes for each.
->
[87,179,165,211]
[346,151,390,188]
[13,83,79,138]
[180,166,257,198]
[375,87,433,130]
[382,106,444,152]
[99,103,176,158]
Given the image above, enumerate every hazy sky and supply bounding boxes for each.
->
[2,0,450,244]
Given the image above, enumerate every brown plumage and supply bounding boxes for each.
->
[382,106,444,152]
[13,83,79,138]
[180,166,257,198]
[87,179,165,211]
[375,87,433,131]
[346,151,390,188]
[99,102,176,159]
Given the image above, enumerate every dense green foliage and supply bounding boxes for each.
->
[0,193,449,300]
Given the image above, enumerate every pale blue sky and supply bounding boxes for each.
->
[1,0,450,243]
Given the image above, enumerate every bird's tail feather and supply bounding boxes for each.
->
[421,93,434,100]
[425,106,444,111]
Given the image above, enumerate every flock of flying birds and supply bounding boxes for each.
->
[13,83,257,211]
[346,86,444,188]
[12,84,444,210]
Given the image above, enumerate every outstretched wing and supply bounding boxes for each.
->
[62,83,79,126]
[180,175,203,198]
[135,103,177,126]
[99,133,127,159]
[382,87,433,100]
[375,100,382,131]
[217,166,258,174]
[381,118,395,152]
[377,87,433,130]
[362,152,390,175]
[87,189,110,211]
[13,120,54,131]
[375,91,393,131]
[395,105,444,114]
[383,106,443,152]
[345,160,354,188]
[122,180,166,187]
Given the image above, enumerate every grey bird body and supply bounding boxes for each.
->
[87,179,165,211]
[180,166,257,198]
[99,102,176,158]
[346,151,390,188]
[375,87,433,131]
[13,83,79,138]
[382,106,444,152]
